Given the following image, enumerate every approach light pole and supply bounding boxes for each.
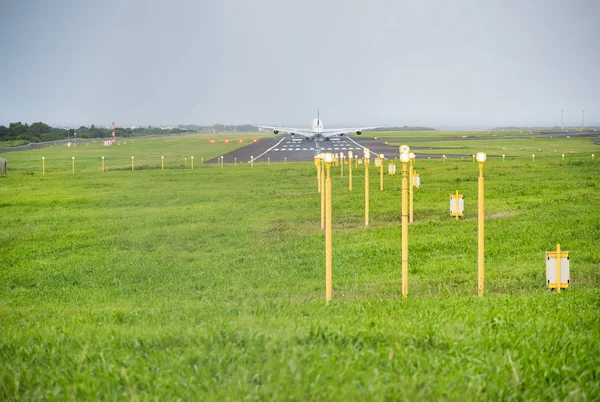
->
[348,150,353,191]
[476,152,487,296]
[409,152,415,223]
[364,148,371,227]
[400,149,410,298]
[324,152,334,303]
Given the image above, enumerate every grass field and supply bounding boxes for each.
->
[387,137,599,159]
[1,136,599,400]
[361,130,535,139]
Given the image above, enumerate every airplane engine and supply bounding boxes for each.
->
[273,129,279,134]
[339,133,345,136]
[356,130,362,135]
[290,132,295,136]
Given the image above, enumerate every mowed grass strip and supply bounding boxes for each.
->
[0,137,599,400]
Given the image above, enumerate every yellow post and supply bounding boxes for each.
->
[379,154,384,191]
[341,153,344,178]
[316,157,321,193]
[201,157,204,166]
[562,154,564,161]
[235,157,237,166]
[221,156,224,168]
[161,156,164,171]
[502,154,505,162]
[284,157,287,164]
[251,156,254,167]
[593,154,595,160]
[443,155,446,164]
[400,151,410,298]
[321,158,325,230]
[355,156,358,168]
[132,156,134,171]
[268,157,270,165]
[191,156,194,169]
[348,151,353,191]
[42,157,45,175]
[455,190,459,221]
[409,153,414,223]
[72,156,75,174]
[476,152,487,296]
[364,149,370,227]
[324,153,333,303]
[102,156,105,172]
[185,157,187,167]
[532,154,535,162]
[556,243,561,294]
[472,154,475,163]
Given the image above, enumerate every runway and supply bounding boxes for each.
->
[206,130,600,164]
[207,135,387,163]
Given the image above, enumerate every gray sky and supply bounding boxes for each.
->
[1,0,598,129]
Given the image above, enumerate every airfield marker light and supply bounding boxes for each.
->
[201,157,204,166]
[502,154,505,162]
[532,154,535,162]
[472,154,475,163]
[443,155,446,164]
[210,140,214,144]
[546,243,569,293]
[161,156,164,171]
[399,144,410,154]
[321,156,325,230]
[72,156,75,174]
[234,157,237,166]
[400,151,410,298]
[324,152,334,303]
[185,157,187,167]
[476,152,487,297]
[284,157,286,164]
[251,156,254,168]
[348,151,353,191]
[450,190,464,221]
[42,157,45,175]
[409,152,415,223]
[253,139,257,143]
[225,139,229,143]
[592,154,595,160]
[355,155,358,168]
[364,148,371,227]
[131,156,134,171]
[268,157,270,165]
[191,156,194,170]
[239,139,243,143]
[380,154,384,191]
[562,154,565,161]
[340,152,344,178]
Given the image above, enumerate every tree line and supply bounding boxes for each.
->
[0,122,190,144]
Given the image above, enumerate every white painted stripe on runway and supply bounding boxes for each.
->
[302,148,307,150]
[345,136,381,159]
[252,136,288,161]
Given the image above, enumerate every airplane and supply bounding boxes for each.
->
[256,109,379,141]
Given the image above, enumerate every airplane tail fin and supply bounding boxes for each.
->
[317,108,320,125]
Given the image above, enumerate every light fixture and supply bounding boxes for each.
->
[476,152,487,163]
[400,152,410,163]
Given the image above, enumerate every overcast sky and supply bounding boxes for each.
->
[1,0,598,128]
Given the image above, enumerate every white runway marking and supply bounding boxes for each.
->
[253,136,288,161]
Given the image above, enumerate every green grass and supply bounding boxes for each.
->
[2,132,271,173]
[362,130,532,139]
[387,137,600,159]
[1,138,599,400]
[0,139,30,148]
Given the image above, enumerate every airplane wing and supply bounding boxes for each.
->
[255,125,313,138]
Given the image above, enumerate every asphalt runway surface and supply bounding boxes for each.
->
[207,130,600,163]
